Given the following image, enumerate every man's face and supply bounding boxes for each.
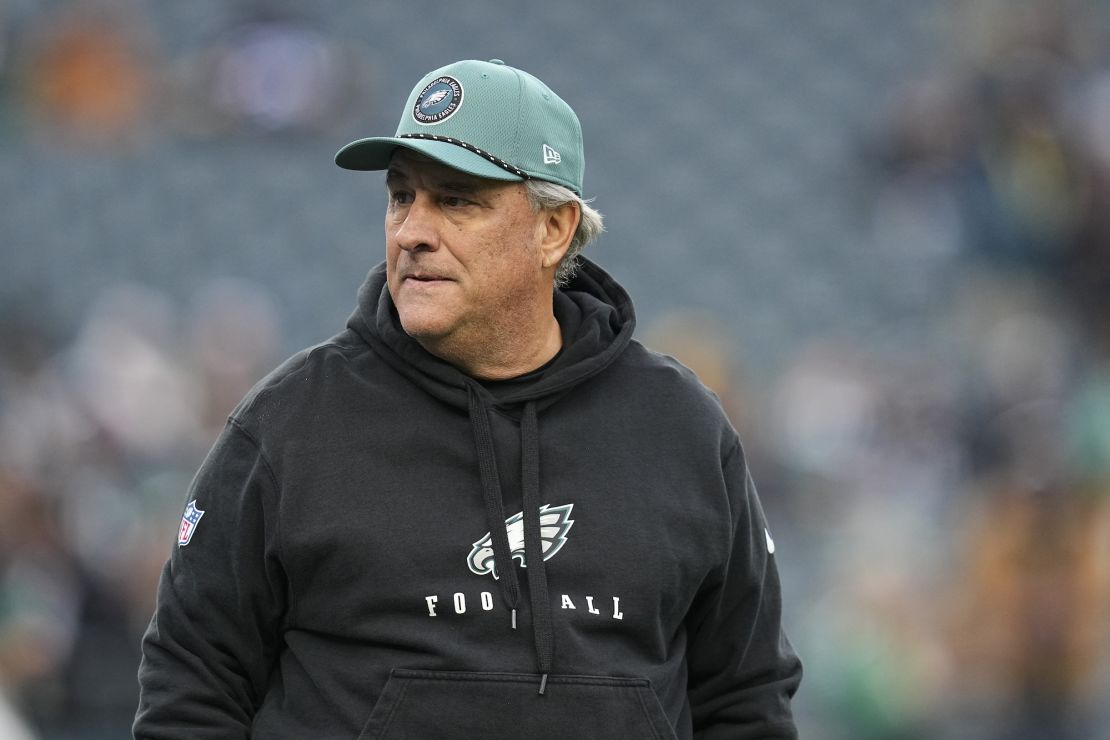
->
[384,149,548,349]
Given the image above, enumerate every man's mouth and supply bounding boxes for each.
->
[405,273,452,284]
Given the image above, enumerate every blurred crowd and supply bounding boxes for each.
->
[816,2,1110,736]
[0,279,282,737]
[1,1,1109,739]
[647,2,1110,738]
[2,3,370,147]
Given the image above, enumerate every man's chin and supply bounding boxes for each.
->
[396,312,452,344]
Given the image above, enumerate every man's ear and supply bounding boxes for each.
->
[539,201,580,270]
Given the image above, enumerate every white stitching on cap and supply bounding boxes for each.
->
[399,133,529,178]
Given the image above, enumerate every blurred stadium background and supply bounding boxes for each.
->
[2,0,1110,737]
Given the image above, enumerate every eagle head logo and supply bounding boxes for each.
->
[467,503,574,579]
[420,89,451,109]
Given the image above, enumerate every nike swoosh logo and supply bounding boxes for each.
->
[765,528,775,554]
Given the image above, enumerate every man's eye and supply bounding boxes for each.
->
[442,196,472,208]
[389,191,413,205]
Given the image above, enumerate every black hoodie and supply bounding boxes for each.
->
[135,258,801,739]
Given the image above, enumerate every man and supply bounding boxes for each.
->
[135,59,801,739]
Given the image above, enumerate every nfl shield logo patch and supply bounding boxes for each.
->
[178,500,205,546]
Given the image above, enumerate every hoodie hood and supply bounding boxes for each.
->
[345,256,636,693]
[346,257,636,410]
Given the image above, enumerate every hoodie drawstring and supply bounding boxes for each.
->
[466,387,556,695]
[467,386,520,626]
[520,401,554,694]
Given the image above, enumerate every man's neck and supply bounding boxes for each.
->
[421,314,563,381]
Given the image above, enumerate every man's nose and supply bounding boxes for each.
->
[394,196,439,252]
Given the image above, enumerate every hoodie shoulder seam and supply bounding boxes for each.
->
[231,336,364,423]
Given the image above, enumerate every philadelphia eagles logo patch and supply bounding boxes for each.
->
[412,75,463,125]
[468,504,574,579]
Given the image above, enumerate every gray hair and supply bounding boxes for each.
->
[525,179,604,287]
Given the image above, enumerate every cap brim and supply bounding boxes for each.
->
[334,137,523,182]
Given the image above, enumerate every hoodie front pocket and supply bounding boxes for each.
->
[357,668,677,740]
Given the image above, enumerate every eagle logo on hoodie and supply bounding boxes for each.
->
[468,504,575,580]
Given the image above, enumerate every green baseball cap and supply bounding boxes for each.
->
[335,59,585,194]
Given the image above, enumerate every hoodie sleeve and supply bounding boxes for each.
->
[684,441,802,739]
[134,419,287,739]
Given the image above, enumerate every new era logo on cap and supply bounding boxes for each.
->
[542,144,561,165]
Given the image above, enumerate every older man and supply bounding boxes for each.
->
[135,59,801,739]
